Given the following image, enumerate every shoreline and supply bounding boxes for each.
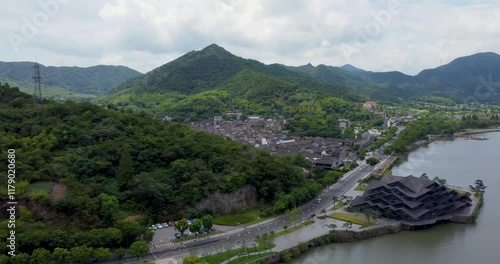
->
[453,128,500,137]
[253,190,484,264]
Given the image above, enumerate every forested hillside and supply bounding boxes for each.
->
[0,83,334,259]
[96,45,373,132]
[0,61,142,101]
[293,52,500,104]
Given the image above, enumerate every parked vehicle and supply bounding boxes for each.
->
[175,233,181,239]
[155,223,163,229]
[162,222,168,228]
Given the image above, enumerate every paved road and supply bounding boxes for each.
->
[101,155,392,263]
[136,155,392,262]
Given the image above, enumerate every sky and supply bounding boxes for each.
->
[2,0,500,75]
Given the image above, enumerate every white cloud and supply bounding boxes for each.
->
[1,0,499,75]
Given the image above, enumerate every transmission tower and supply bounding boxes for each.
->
[33,63,42,103]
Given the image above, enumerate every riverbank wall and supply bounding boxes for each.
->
[253,179,485,263]
[256,224,403,263]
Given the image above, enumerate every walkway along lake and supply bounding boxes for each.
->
[291,132,500,264]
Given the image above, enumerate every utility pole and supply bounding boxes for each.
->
[33,63,42,103]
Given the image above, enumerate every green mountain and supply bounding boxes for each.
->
[292,52,500,104]
[100,44,371,123]
[112,44,362,99]
[0,61,142,101]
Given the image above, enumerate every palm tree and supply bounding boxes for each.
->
[320,209,327,218]
[362,209,373,224]
[341,221,352,231]
[332,196,339,210]
[325,224,337,231]
[469,179,487,193]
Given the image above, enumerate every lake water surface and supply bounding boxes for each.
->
[292,132,500,264]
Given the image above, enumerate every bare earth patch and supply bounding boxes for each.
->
[51,182,67,201]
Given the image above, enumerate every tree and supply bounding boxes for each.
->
[201,215,214,231]
[10,253,31,264]
[362,209,373,224]
[332,196,339,210]
[174,219,190,237]
[69,246,94,264]
[94,247,111,263]
[469,179,487,193]
[283,225,288,230]
[320,209,327,218]
[98,193,119,224]
[113,248,127,264]
[342,221,353,231]
[31,248,51,264]
[0,255,9,264]
[189,219,203,234]
[52,247,70,264]
[116,144,134,187]
[366,157,379,167]
[128,241,149,261]
[433,176,447,185]
[383,208,393,218]
[325,224,337,231]
[114,219,146,247]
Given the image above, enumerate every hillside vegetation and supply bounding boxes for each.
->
[292,52,500,104]
[0,83,336,257]
[96,45,375,133]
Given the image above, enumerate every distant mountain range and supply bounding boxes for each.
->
[291,52,500,103]
[1,45,499,105]
[0,61,142,100]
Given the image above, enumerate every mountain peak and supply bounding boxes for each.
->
[340,64,365,73]
[202,43,228,53]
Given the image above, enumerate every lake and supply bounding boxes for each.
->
[292,132,500,264]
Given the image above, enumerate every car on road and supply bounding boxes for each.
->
[175,233,181,239]
[316,198,321,204]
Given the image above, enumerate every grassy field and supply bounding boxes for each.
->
[329,201,346,211]
[449,187,469,195]
[202,242,274,264]
[328,212,376,227]
[214,209,272,226]
[355,184,367,191]
[28,183,52,195]
[227,252,274,264]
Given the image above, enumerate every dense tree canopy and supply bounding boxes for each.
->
[0,84,322,257]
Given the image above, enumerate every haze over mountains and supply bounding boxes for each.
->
[1,44,500,105]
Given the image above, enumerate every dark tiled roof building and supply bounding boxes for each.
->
[351,175,472,226]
